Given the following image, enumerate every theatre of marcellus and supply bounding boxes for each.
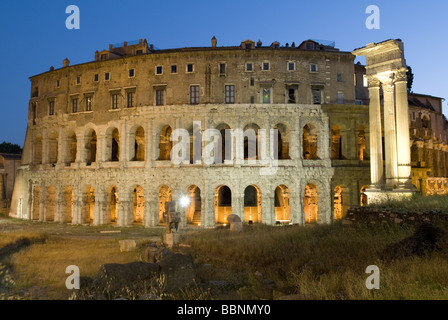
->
[8,37,448,228]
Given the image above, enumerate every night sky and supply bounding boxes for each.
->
[1,0,447,146]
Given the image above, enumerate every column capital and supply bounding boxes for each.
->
[367,76,381,88]
[394,68,408,83]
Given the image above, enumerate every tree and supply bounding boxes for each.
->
[0,141,22,154]
[407,65,414,93]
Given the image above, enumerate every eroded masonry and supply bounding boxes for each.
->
[9,38,448,227]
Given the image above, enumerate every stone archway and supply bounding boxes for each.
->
[303,124,319,160]
[46,186,56,221]
[82,186,95,224]
[32,186,40,220]
[158,125,173,161]
[244,185,261,223]
[61,186,74,223]
[215,185,232,224]
[132,186,144,225]
[158,185,172,225]
[274,185,290,223]
[186,185,201,226]
[108,186,119,223]
[304,183,318,224]
[333,186,343,220]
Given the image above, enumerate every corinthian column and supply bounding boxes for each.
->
[382,77,399,188]
[394,68,413,188]
[368,76,384,188]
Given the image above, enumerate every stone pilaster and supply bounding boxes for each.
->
[382,77,399,188]
[394,68,413,188]
[367,76,384,188]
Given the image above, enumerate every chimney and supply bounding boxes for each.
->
[63,58,70,68]
[211,36,217,48]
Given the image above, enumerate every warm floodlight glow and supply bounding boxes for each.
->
[179,196,190,208]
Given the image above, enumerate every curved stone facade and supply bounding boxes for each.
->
[9,38,448,227]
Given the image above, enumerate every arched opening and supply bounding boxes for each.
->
[303,124,319,160]
[158,185,172,225]
[216,123,231,164]
[244,124,260,160]
[106,127,120,162]
[158,125,173,161]
[186,185,201,226]
[274,124,290,160]
[32,186,40,220]
[360,186,369,207]
[61,186,74,223]
[131,126,145,161]
[215,185,232,224]
[82,186,95,224]
[46,186,56,221]
[108,186,119,223]
[85,129,97,165]
[275,185,290,223]
[133,186,144,225]
[333,186,343,220]
[304,183,318,224]
[34,135,43,164]
[358,126,368,160]
[65,131,77,165]
[331,125,342,160]
[48,131,58,165]
[244,185,261,223]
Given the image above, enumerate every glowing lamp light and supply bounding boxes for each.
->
[179,196,190,208]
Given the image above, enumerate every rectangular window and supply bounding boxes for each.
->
[171,65,177,74]
[363,75,368,87]
[225,85,235,104]
[85,96,93,111]
[337,73,343,82]
[100,54,108,61]
[127,91,135,108]
[129,69,135,77]
[72,98,78,113]
[310,64,318,73]
[288,62,295,71]
[250,96,255,104]
[94,74,99,82]
[190,85,199,104]
[337,91,344,104]
[111,94,119,109]
[312,89,321,104]
[263,62,270,71]
[262,88,271,104]
[56,80,60,87]
[76,76,81,84]
[49,100,55,115]
[156,89,165,106]
[250,77,254,86]
[136,50,143,55]
[412,112,416,121]
[156,66,163,75]
[288,88,296,104]
[105,72,110,81]
[187,64,194,73]
[246,63,253,72]
[219,63,226,75]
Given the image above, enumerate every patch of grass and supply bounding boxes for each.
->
[182,222,448,299]
[367,193,448,213]
[10,236,144,299]
[0,231,47,249]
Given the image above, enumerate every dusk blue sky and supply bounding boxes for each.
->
[0,0,447,147]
